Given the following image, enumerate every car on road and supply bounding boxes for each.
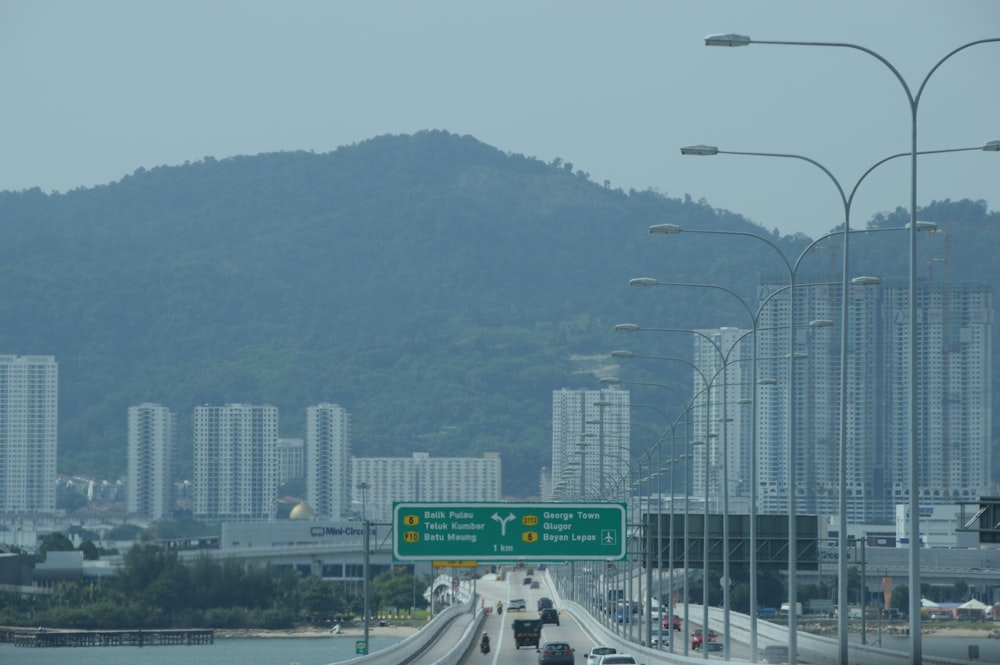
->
[661,614,681,631]
[585,646,616,665]
[508,598,526,611]
[540,608,560,625]
[692,628,721,651]
[537,597,554,610]
[523,576,534,585]
[531,580,541,589]
[648,632,670,647]
[537,641,575,665]
[595,654,638,664]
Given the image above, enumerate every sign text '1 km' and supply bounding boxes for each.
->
[392,502,627,561]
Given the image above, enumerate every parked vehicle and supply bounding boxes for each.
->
[512,618,543,649]
[537,641,575,665]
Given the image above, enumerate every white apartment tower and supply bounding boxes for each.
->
[351,452,502,522]
[193,403,279,521]
[550,388,630,501]
[690,328,754,507]
[306,403,351,519]
[0,355,57,513]
[127,402,176,519]
[755,279,991,522]
[277,438,305,484]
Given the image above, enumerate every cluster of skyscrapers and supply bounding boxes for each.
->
[0,367,500,524]
[553,279,992,531]
[0,277,992,532]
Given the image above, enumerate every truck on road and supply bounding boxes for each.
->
[780,602,803,618]
[512,618,542,649]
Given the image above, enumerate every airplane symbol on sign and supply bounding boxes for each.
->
[602,530,616,545]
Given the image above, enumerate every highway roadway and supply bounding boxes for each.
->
[449,568,757,665]
[468,569,611,665]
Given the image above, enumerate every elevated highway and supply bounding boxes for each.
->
[393,568,975,665]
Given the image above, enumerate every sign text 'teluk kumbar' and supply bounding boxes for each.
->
[392,502,627,561]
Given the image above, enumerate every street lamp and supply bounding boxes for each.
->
[703,33,1000,664]
[357,481,371,651]
[677,142,983,664]
[626,274,846,659]
[647,227,894,662]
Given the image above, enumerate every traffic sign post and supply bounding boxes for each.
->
[393,502,627,561]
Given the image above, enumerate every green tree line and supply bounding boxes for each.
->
[0,542,429,630]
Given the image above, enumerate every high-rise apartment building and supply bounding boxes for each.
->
[755,279,991,522]
[127,402,176,519]
[0,355,58,513]
[306,403,351,519]
[351,452,502,522]
[550,388,630,501]
[689,328,754,508]
[193,403,279,522]
[277,437,305,484]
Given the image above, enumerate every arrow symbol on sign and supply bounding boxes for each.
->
[492,512,515,536]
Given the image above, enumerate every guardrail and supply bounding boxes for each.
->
[335,596,476,665]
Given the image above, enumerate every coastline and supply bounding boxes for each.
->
[214,625,421,640]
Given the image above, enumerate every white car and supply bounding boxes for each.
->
[585,646,617,665]
[596,655,638,665]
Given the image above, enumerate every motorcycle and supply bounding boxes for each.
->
[480,640,490,654]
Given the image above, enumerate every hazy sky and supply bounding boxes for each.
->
[2,1,997,238]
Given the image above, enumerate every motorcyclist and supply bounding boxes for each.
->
[496,600,503,615]
[480,632,490,653]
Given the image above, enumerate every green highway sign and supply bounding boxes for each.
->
[392,502,627,562]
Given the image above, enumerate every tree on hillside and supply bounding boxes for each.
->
[37,532,75,561]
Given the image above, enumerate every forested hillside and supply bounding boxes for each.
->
[1,130,997,497]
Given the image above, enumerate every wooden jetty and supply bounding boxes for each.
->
[9,628,214,647]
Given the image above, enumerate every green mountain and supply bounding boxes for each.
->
[1,130,997,497]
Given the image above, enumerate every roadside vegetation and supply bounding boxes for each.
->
[0,541,430,631]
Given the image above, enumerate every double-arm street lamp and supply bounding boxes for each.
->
[677,142,994,664]
[703,33,1000,663]
[637,245,871,661]
[616,322,832,660]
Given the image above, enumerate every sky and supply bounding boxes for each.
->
[1,1,998,239]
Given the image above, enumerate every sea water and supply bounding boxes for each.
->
[0,635,403,665]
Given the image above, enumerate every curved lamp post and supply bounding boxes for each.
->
[704,34,1000,664]
[616,323,831,659]
[629,254,877,661]
[677,142,991,663]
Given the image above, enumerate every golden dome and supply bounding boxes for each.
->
[289,501,315,520]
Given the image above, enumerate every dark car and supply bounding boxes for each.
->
[531,580,541,589]
[540,608,560,625]
[538,597,554,610]
[523,576,534,585]
[538,641,575,665]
